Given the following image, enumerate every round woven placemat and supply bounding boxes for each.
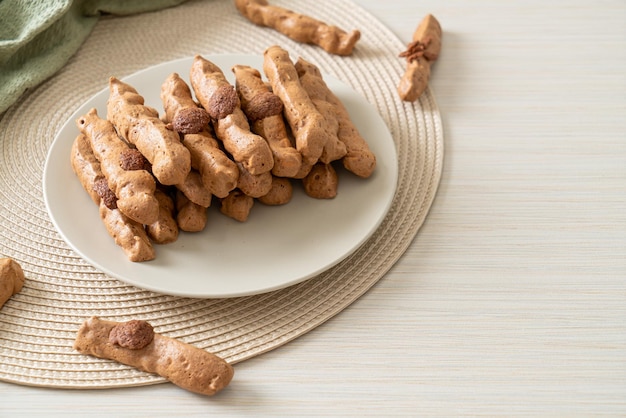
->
[0,0,443,388]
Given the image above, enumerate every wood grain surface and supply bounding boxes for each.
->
[0,0,624,416]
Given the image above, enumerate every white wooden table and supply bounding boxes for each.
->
[1,0,624,416]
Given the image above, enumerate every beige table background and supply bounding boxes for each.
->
[1,0,624,416]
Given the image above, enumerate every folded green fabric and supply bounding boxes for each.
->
[0,0,189,114]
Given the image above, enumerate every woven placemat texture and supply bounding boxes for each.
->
[0,0,443,388]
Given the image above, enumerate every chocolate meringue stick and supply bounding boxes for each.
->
[234,0,360,56]
[160,72,239,198]
[0,258,24,310]
[189,55,274,176]
[70,133,156,262]
[74,317,234,396]
[107,77,191,186]
[397,14,442,102]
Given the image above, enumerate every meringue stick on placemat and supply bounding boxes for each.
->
[74,317,234,396]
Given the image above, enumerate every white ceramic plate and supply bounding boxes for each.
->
[43,54,398,298]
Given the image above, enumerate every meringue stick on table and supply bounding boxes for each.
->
[397,14,442,102]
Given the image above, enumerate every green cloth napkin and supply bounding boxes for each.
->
[0,0,189,114]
